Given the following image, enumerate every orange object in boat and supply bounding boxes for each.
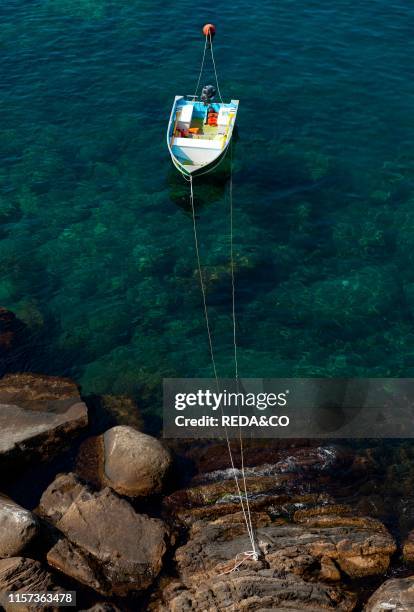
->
[188,127,200,134]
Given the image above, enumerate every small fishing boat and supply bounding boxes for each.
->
[167,24,239,177]
[167,96,239,177]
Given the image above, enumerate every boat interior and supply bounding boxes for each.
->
[173,101,235,141]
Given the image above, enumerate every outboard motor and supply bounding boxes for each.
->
[201,84,216,104]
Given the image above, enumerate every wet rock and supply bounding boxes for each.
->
[166,473,294,510]
[166,490,330,527]
[0,373,88,472]
[179,441,353,478]
[164,470,332,526]
[102,426,171,497]
[152,570,357,611]
[44,482,168,596]
[174,510,395,583]
[0,495,38,558]
[0,557,60,611]
[364,575,414,611]
[163,445,357,527]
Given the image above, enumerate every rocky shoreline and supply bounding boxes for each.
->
[1,310,414,610]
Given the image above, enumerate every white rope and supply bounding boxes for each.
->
[174,36,258,567]
[188,173,257,559]
[189,175,218,380]
[209,33,224,103]
[229,141,238,381]
[217,550,259,576]
[194,35,208,99]
[229,140,257,557]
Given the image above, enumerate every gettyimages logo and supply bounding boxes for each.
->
[163,378,414,439]
[173,388,290,429]
[174,388,289,411]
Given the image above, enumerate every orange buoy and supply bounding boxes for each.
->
[202,23,216,38]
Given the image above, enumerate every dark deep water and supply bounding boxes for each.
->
[1,0,414,408]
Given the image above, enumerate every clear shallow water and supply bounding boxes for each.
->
[1,0,414,406]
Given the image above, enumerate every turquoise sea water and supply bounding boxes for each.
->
[1,1,414,405]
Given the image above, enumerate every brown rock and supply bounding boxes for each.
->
[0,557,60,611]
[80,605,122,612]
[403,529,414,563]
[364,575,414,611]
[102,426,171,497]
[174,511,395,583]
[0,373,88,471]
[164,468,338,527]
[45,484,168,596]
[37,472,89,524]
[179,441,353,476]
[163,443,362,528]
[0,495,38,558]
[166,491,329,527]
[320,556,341,582]
[48,538,103,593]
[165,473,294,513]
[294,504,353,523]
[75,435,104,488]
[151,570,357,611]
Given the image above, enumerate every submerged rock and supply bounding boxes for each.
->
[0,373,88,472]
[310,266,398,332]
[164,444,357,526]
[41,475,168,596]
[0,495,38,558]
[364,575,414,611]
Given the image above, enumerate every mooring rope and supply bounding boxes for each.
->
[192,31,223,103]
[218,550,259,576]
[209,33,224,103]
[174,30,259,565]
[188,172,258,560]
[194,35,208,100]
[189,175,218,380]
[229,139,257,557]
